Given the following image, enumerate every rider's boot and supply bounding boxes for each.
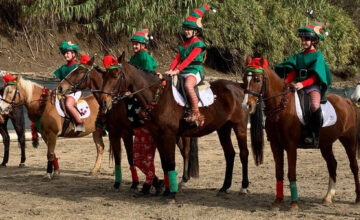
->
[304,107,322,148]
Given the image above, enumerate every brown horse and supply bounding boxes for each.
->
[243,56,360,210]
[98,52,261,198]
[56,58,199,189]
[0,76,106,179]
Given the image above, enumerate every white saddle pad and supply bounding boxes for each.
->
[295,91,337,127]
[172,78,215,107]
[55,92,90,119]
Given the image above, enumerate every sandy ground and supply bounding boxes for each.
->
[1,131,360,220]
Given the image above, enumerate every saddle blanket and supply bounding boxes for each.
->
[295,91,337,127]
[55,92,90,119]
[172,78,215,107]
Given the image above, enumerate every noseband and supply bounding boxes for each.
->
[244,71,266,103]
[63,64,92,93]
[1,84,20,107]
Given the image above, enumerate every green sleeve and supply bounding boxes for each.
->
[275,54,298,79]
[138,51,157,72]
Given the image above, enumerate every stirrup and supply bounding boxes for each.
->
[74,122,85,132]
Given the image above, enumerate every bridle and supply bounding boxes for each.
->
[1,83,20,107]
[62,64,92,93]
[244,70,266,104]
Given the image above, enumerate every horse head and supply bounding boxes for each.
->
[100,52,128,114]
[242,55,268,115]
[0,76,24,115]
[57,56,95,96]
[351,81,360,103]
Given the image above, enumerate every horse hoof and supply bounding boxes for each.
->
[53,170,60,176]
[271,198,283,210]
[289,201,299,211]
[130,182,139,191]
[0,164,6,168]
[43,173,53,181]
[18,163,26,168]
[217,190,229,198]
[239,187,249,195]
[113,182,120,189]
[89,171,98,176]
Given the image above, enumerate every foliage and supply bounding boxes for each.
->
[0,0,359,76]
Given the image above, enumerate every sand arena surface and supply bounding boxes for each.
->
[1,131,360,219]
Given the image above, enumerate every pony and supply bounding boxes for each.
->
[0,76,106,179]
[98,52,261,198]
[0,87,26,167]
[56,57,199,189]
[242,56,360,210]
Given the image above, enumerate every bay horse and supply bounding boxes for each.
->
[56,58,199,189]
[0,76,106,179]
[243,56,360,210]
[99,52,262,198]
[0,87,26,167]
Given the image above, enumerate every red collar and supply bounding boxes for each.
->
[183,37,200,49]
[304,49,316,54]
[66,59,77,67]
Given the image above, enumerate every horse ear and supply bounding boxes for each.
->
[87,56,95,66]
[245,55,252,66]
[118,51,126,63]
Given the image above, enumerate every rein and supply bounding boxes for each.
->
[62,64,92,93]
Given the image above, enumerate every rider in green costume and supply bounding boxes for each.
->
[275,22,332,148]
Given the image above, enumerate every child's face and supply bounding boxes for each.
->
[301,37,312,49]
[132,42,145,53]
[184,27,197,39]
[64,51,76,62]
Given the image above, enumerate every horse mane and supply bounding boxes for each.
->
[17,76,43,103]
[94,66,106,74]
[126,62,158,76]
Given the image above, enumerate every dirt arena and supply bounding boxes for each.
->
[1,131,360,220]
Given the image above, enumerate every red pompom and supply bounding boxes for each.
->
[2,74,16,86]
[103,55,119,69]
[80,55,91,66]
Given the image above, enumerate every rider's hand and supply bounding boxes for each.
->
[165,69,180,76]
[294,82,304,90]
[156,72,163,79]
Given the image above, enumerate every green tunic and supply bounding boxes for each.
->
[179,40,206,78]
[54,63,79,80]
[275,51,332,97]
[129,50,157,72]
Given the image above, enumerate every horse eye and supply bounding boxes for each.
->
[255,78,261,83]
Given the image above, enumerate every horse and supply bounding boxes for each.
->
[0,87,26,167]
[0,76,106,179]
[351,81,360,104]
[242,56,360,210]
[56,58,199,189]
[98,52,261,198]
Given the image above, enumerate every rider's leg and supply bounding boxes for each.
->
[65,96,85,132]
[184,75,204,126]
[306,90,322,147]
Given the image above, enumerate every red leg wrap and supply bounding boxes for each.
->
[130,165,139,183]
[53,157,59,170]
[276,180,284,198]
[164,173,170,188]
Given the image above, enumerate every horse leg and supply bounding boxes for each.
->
[0,120,9,167]
[217,124,235,195]
[270,141,284,208]
[122,130,139,190]
[339,136,360,203]
[108,132,122,189]
[286,146,299,210]
[233,124,249,194]
[320,145,337,204]
[89,131,105,175]
[44,133,57,180]
[157,134,177,198]
[11,115,26,167]
[178,137,190,183]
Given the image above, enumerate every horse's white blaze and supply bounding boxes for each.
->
[351,82,360,102]
[323,177,336,203]
[242,73,253,107]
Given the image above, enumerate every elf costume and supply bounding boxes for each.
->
[126,29,164,197]
[54,41,84,132]
[275,21,332,148]
[169,4,216,127]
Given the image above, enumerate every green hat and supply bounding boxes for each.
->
[182,4,216,32]
[131,29,152,45]
[298,21,328,41]
[59,41,80,54]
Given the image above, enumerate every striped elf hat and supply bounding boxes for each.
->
[182,4,216,32]
[131,29,153,45]
[298,21,328,41]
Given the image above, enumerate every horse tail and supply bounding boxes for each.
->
[188,137,199,178]
[250,103,264,166]
[356,106,360,159]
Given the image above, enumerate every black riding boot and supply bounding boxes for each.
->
[152,177,164,196]
[134,183,151,197]
[310,108,323,148]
